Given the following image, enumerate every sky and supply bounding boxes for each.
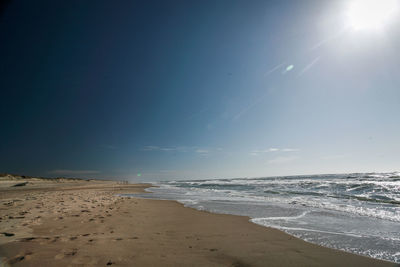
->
[1,0,399,182]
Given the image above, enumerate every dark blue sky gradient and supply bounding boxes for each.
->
[1,0,399,181]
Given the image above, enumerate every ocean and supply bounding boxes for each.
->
[126,172,400,263]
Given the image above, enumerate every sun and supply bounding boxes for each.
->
[346,0,399,31]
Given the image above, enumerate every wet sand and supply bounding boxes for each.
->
[0,175,396,266]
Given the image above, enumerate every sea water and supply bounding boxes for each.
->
[127,172,400,263]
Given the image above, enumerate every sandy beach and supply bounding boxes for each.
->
[0,175,396,266]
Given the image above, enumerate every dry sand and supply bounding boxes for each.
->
[0,175,396,266]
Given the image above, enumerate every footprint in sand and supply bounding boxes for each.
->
[8,252,32,264]
[50,236,60,243]
[21,237,36,242]
[1,232,15,237]
[8,255,25,264]
[64,249,78,256]
[55,249,77,260]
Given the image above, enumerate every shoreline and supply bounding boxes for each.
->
[139,182,400,264]
[0,178,396,266]
[127,185,398,265]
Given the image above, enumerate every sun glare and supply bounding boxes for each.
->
[347,0,399,30]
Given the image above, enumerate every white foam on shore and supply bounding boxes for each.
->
[251,218,363,238]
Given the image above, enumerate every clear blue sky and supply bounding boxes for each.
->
[1,0,399,181]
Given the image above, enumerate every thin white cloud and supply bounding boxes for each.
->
[142,146,160,151]
[267,156,298,164]
[282,148,300,152]
[250,149,265,155]
[142,146,186,152]
[48,170,101,175]
[159,148,178,151]
[250,147,299,155]
[142,146,214,155]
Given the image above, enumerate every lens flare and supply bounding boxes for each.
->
[286,65,294,71]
